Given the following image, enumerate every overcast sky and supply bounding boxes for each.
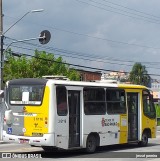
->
[3,0,160,79]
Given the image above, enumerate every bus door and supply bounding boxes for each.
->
[68,90,80,148]
[127,92,139,141]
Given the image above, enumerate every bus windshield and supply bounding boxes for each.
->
[9,85,44,105]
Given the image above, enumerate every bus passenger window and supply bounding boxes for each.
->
[56,86,67,116]
[84,87,106,115]
[106,89,126,114]
[143,90,156,119]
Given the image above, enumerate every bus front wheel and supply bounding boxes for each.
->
[138,132,148,147]
[86,135,97,153]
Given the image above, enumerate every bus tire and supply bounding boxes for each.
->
[42,146,58,152]
[138,132,148,147]
[86,135,97,153]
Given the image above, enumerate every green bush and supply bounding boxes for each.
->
[157,118,160,126]
[155,104,160,117]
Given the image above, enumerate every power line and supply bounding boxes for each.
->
[2,39,145,68]
[5,36,160,65]
[4,37,134,63]
[87,0,160,22]
[7,50,160,77]
[4,1,160,24]
[4,14,160,51]
[75,0,160,25]
[4,38,160,72]
[8,50,129,73]
[4,40,160,72]
[4,42,134,67]
[4,36,160,76]
[3,2,160,57]
[5,23,160,52]
[102,0,160,20]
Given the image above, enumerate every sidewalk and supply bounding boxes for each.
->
[147,159,160,161]
[157,126,160,131]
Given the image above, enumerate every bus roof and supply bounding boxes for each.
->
[7,78,148,90]
[47,79,147,89]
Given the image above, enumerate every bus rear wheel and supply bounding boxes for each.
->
[138,132,148,147]
[86,135,97,153]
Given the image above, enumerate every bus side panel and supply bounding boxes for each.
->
[142,115,156,138]
[100,115,120,146]
[55,115,69,149]
[83,115,120,146]
[119,114,127,144]
[24,86,50,136]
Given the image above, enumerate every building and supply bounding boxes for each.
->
[151,80,160,103]
[101,70,129,83]
[77,69,102,81]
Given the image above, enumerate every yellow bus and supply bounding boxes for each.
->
[3,77,156,153]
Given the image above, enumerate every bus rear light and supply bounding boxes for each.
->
[45,117,48,124]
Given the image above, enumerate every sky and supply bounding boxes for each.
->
[3,0,160,79]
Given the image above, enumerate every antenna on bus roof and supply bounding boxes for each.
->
[42,75,70,81]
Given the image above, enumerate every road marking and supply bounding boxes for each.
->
[0,147,43,152]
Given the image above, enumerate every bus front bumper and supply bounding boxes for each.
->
[2,130,55,146]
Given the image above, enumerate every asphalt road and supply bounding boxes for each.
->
[0,131,160,161]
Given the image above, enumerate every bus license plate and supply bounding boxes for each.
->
[19,139,29,144]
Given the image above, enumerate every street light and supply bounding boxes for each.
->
[0,9,44,90]
[31,9,44,13]
[3,9,44,35]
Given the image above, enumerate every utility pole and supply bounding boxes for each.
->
[0,0,3,90]
[0,0,3,141]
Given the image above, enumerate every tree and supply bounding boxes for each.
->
[129,62,151,87]
[3,50,80,83]
[4,52,32,81]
